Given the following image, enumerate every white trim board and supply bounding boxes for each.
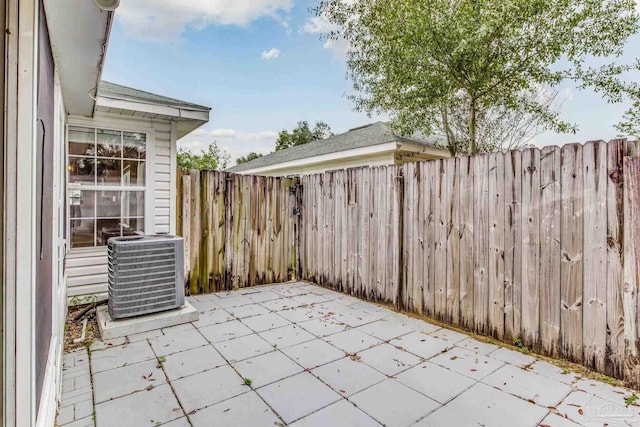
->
[3,0,39,425]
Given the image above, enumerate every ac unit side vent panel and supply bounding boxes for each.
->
[108,235,185,319]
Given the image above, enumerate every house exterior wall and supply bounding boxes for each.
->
[233,141,449,177]
[236,151,398,177]
[65,113,177,303]
[35,1,55,411]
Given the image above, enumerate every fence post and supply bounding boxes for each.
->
[396,167,405,310]
[294,178,303,281]
[181,174,191,290]
[623,155,640,387]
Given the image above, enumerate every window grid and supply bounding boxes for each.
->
[68,126,147,249]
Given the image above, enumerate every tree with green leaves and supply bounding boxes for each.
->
[236,152,264,165]
[317,0,640,155]
[177,142,230,170]
[275,121,334,151]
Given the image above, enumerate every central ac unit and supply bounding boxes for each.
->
[107,235,185,319]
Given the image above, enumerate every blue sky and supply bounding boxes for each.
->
[102,0,640,164]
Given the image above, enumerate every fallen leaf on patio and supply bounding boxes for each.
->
[470,369,477,372]
[188,409,197,415]
[578,408,583,415]
[223,408,230,413]
[450,356,458,360]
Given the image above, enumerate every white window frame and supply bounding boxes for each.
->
[65,118,156,253]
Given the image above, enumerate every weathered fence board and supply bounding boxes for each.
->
[177,137,640,388]
[488,153,505,339]
[539,146,561,357]
[177,170,298,292]
[560,144,584,363]
[606,139,627,378]
[582,141,608,371]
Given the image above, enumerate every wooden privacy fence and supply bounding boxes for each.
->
[176,170,300,294]
[177,138,640,387]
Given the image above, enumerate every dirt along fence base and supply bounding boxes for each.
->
[177,139,640,388]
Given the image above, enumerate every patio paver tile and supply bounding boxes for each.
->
[297,317,350,337]
[171,365,247,411]
[94,383,182,427]
[357,318,415,341]
[149,328,208,356]
[91,340,156,373]
[161,345,227,381]
[323,329,382,354]
[389,332,452,359]
[527,360,579,385]
[259,297,304,312]
[93,359,166,403]
[244,290,283,303]
[225,303,270,319]
[213,334,275,363]
[232,350,303,388]
[256,372,342,423]
[240,311,291,332]
[188,391,282,427]
[383,314,442,335]
[455,337,501,355]
[258,324,316,349]
[537,412,581,427]
[280,338,345,369]
[290,399,382,427]
[430,346,504,380]
[395,362,476,404]
[411,405,481,427]
[555,389,640,426]
[277,306,326,323]
[358,343,424,376]
[311,357,387,397]
[445,383,547,427]
[482,364,572,407]
[349,379,440,427]
[190,307,234,328]
[427,328,468,344]
[488,347,536,367]
[160,417,191,427]
[198,319,253,343]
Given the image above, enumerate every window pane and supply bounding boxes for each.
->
[69,156,95,185]
[123,131,146,159]
[96,218,121,246]
[122,218,144,236]
[122,190,144,218]
[69,190,95,218]
[96,158,121,186]
[97,129,121,158]
[70,219,95,248]
[96,191,121,218]
[68,127,95,156]
[123,160,145,186]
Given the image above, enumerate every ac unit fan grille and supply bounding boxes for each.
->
[108,236,185,319]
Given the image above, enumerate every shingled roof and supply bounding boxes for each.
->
[228,122,441,173]
[98,81,210,111]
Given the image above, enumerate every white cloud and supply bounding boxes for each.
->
[302,14,350,56]
[116,0,294,42]
[178,125,277,166]
[261,47,281,60]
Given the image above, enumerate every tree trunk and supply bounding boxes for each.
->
[469,98,478,155]
[441,105,457,156]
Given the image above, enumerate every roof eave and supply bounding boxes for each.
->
[44,0,114,116]
[95,95,210,138]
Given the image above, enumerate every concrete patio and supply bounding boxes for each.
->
[58,282,640,427]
